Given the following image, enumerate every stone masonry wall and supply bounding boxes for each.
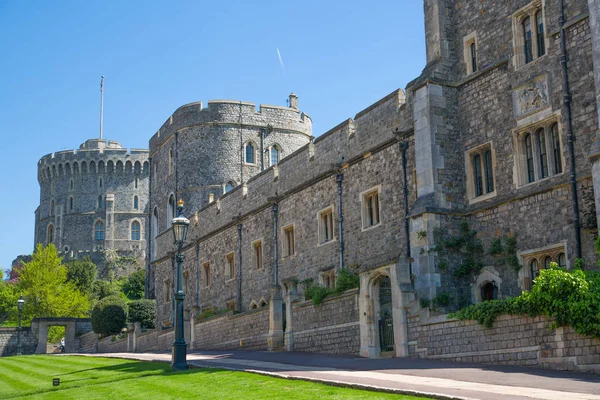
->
[0,327,36,356]
[291,289,360,355]
[97,335,128,353]
[408,314,600,374]
[193,308,269,351]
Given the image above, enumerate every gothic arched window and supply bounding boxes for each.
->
[245,142,255,164]
[270,145,280,166]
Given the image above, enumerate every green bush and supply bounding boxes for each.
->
[334,268,360,294]
[122,269,145,300]
[449,263,600,338]
[303,268,360,306]
[305,285,333,305]
[128,299,155,329]
[92,280,121,300]
[91,295,128,337]
[196,308,228,322]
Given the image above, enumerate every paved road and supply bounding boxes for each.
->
[75,351,600,400]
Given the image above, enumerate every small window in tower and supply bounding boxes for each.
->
[361,187,381,229]
[133,195,139,210]
[69,197,73,211]
[95,221,105,241]
[47,224,54,244]
[226,252,235,279]
[98,195,103,209]
[131,221,141,241]
[245,142,255,164]
[270,145,280,166]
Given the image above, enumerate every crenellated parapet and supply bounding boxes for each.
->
[38,139,149,184]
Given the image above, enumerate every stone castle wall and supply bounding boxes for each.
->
[408,313,600,374]
[150,89,410,319]
[0,327,36,356]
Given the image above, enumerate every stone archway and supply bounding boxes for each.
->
[30,318,92,354]
[359,259,414,358]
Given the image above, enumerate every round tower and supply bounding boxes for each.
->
[35,138,149,277]
[148,93,312,260]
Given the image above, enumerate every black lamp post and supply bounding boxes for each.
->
[171,198,190,370]
[16,295,24,356]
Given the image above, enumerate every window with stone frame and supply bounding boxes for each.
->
[164,279,171,303]
[226,252,235,279]
[94,220,104,241]
[361,186,381,230]
[47,223,54,244]
[169,148,174,175]
[131,221,141,241]
[520,244,567,290]
[318,206,335,244]
[512,2,547,69]
[69,196,73,211]
[203,261,210,287]
[167,194,175,227]
[133,195,139,210]
[244,142,256,164]
[513,120,563,187]
[463,32,478,75]
[97,195,103,209]
[270,145,280,166]
[283,225,295,257]
[252,240,263,270]
[321,269,336,289]
[465,142,496,202]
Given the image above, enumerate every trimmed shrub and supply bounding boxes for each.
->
[91,295,128,336]
[128,299,156,329]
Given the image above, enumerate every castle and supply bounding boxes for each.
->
[35,138,149,278]
[36,0,600,368]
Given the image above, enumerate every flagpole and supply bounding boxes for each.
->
[100,76,104,140]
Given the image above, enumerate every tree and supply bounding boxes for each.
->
[0,281,18,324]
[18,244,90,323]
[122,269,145,300]
[66,257,98,297]
[128,299,155,329]
[92,280,121,300]
[91,295,128,336]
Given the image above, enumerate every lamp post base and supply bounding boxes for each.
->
[171,341,188,371]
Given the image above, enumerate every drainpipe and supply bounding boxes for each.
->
[336,173,345,270]
[195,243,200,307]
[146,156,152,299]
[272,202,279,286]
[399,140,413,277]
[237,222,243,312]
[559,0,582,259]
[260,129,265,172]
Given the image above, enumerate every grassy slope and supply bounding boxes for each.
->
[0,356,429,400]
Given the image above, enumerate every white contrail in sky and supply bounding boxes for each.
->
[277,48,286,78]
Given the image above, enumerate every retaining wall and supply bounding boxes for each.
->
[0,327,36,356]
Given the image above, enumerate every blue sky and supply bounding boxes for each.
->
[0,1,425,272]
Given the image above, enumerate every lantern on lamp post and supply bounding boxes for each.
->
[171,198,190,370]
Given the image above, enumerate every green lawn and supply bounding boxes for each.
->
[0,355,430,400]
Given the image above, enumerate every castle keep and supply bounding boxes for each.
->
[35,138,149,276]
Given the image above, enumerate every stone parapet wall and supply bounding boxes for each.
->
[409,314,600,374]
[0,327,36,356]
[77,331,98,353]
[291,290,360,355]
[97,335,128,353]
[193,309,269,351]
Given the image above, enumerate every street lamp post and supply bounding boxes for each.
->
[171,198,190,370]
[16,295,24,356]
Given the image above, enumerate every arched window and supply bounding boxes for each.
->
[135,177,138,189]
[558,253,566,268]
[537,129,548,179]
[481,282,497,301]
[536,11,545,57]
[530,259,539,280]
[245,142,255,164]
[167,194,175,226]
[169,148,174,175]
[484,150,494,193]
[473,154,483,197]
[133,195,139,210]
[69,197,73,211]
[50,199,54,216]
[270,145,280,166]
[131,221,141,241]
[95,221,104,241]
[525,133,534,183]
[47,224,54,244]
[225,182,234,193]
[70,179,74,191]
[99,178,103,189]
[543,256,552,270]
[552,124,562,174]
[98,195,103,209]
[470,42,477,73]
[523,16,533,64]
